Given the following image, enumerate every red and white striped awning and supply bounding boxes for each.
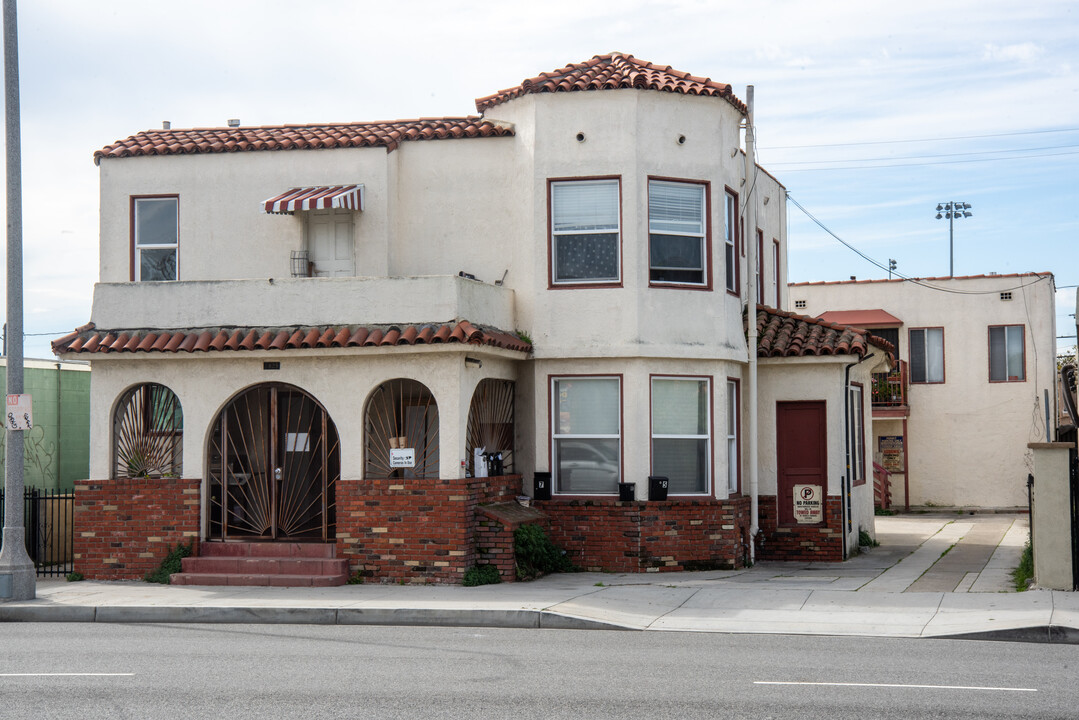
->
[261,184,365,214]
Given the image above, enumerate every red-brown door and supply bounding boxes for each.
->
[776,401,827,526]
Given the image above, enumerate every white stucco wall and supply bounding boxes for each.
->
[791,274,1057,508]
[758,355,878,552]
[87,347,521,490]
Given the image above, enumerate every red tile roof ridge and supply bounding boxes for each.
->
[476,52,747,114]
[95,117,515,164]
[789,271,1053,287]
[52,322,533,356]
[752,305,893,362]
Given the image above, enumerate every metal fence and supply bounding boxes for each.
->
[0,488,75,577]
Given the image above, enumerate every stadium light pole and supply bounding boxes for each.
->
[935,201,972,277]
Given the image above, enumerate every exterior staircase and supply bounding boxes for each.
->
[171,542,350,587]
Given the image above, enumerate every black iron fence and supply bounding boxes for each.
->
[0,488,75,577]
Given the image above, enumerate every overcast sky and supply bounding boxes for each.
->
[3,0,1077,359]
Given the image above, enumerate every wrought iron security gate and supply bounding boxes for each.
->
[207,384,340,541]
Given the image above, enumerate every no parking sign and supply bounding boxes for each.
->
[6,394,33,430]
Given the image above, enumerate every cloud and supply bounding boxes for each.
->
[983,42,1044,63]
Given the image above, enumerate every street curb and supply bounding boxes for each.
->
[0,604,634,631]
[935,625,1079,645]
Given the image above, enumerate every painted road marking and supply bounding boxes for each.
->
[754,681,1036,692]
[0,673,134,677]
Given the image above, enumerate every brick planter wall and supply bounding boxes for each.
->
[756,495,844,562]
[535,496,751,572]
[73,477,200,579]
[336,474,521,583]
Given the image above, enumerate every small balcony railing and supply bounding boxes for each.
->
[871,360,908,409]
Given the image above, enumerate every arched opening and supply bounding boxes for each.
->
[206,383,340,541]
[466,379,515,477]
[364,379,439,479]
[112,383,183,479]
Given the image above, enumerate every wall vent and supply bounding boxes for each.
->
[794,299,807,309]
[1000,291,1013,301]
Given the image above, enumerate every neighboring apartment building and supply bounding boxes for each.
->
[54,53,887,583]
[0,357,89,490]
[790,273,1057,509]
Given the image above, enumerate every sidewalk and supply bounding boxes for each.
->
[3,514,1077,642]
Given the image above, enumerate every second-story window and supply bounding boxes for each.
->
[724,190,739,294]
[989,325,1026,382]
[909,327,945,383]
[133,196,178,281]
[550,178,620,286]
[648,179,708,287]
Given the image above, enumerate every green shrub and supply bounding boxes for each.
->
[858,528,879,547]
[144,542,192,584]
[514,524,576,580]
[1012,541,1034,592]
[347,571,365,585]
[463,564,502,587]
[65,571,85,582]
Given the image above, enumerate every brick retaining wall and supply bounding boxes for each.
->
[73,477,200,579]
[756,494,844,562]
[536,496,752,572]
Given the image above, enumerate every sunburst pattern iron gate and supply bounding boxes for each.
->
[207,383,340,541]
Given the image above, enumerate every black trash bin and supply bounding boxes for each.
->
[618,482,636,501]
[648,475,669,501]
[533,472,552,500]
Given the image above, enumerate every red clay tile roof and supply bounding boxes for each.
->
[94,117,514,164]
[816,309,903,328]
[476,52,747,114]
[52,321,531,356]
[755,306,894,360]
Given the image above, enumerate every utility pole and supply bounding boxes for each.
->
[0,0,35,601]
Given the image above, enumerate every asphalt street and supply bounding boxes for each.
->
[3,623,1079,719]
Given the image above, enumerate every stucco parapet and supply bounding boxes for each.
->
[89,275,516,331]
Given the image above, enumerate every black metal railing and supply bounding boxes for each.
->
[0,488,75,577]
[871,359,908,408]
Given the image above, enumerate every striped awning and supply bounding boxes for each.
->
[261,184,364,214]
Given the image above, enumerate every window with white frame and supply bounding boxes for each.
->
[651,377,710,494]
[848,383,865,486]
[552,377,620,493]
[550,179,620,285]
[133,197,178,281]
[909,327,944,383]
[989,325,1025,382]
[648,180,707,286]
[724,191,738,293]
[726,379,740,493]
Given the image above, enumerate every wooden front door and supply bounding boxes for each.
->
[776,401,827,526]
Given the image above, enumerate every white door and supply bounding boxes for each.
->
[306,209,355,276]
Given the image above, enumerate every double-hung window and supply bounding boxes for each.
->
[550,179,620,285]
[724,190,739,293]
[133,196,178,281]
[552,377,620,493]
[648,179,708,286]
[989,325,1025,382]
[726,379,740,493]
[651,377,710,494]
[848,384,865,485]
[909,327,945,383]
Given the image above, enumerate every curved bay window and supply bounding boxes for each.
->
[113,383,183,479]
[365,379,440,479]
[207,383,340,541]
[466,379,515,477]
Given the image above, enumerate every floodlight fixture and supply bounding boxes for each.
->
[934,201,973,277]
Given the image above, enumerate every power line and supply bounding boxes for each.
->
[767,143,1079,167]
[775,149,1079,173]
[761,127,1079,150]
[786,194,1052,296]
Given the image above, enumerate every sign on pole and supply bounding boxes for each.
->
[5,393,30,429]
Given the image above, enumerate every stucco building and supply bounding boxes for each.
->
[790,273,1058,510]
[54,53,888,584]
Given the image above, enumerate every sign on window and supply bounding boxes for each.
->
[390,448,416,468]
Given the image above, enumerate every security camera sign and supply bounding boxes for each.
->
[389,448,416,468]
[6,394,33,430]
[793,484,823,524]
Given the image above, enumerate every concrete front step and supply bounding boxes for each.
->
[171,542,349,587]
[170,572,349,587]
